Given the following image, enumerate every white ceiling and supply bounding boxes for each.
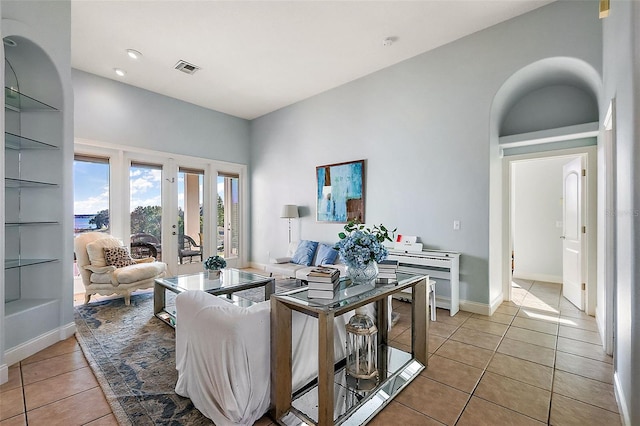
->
[71,1,554,120]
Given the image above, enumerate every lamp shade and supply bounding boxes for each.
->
[280,204,299,219]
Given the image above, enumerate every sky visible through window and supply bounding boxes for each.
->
[74,160,109,215]
[74,160,224,217]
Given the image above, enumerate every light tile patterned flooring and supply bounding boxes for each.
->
[1,279,620,425]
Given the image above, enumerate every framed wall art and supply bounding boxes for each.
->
[316,159,365,223]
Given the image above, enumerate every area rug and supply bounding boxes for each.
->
[74,280,298,425]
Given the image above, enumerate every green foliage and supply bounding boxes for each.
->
[130,205,162,237]
[217,195,224,227]
[204,255,226,270]
[338,219,396,243]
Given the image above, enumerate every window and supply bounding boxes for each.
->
[74,155,110,235]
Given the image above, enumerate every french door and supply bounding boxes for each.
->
[218,172,240,268]
[74,142,247,277]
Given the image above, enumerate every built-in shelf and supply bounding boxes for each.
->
[4,132,58,150]
[5,221,59,227]
[5,177,58,188]
[5,258,58,269]
[4,87,58,112]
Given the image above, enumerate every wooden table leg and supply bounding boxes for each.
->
[412,278,428,366]
[265,277,275,300]
[153,281,165,316]
[271,298,292,420]
[317,311,335,426]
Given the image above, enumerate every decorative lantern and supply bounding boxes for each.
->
[346,307,378,380]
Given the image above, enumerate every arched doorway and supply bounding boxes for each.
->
[487,57,612,349]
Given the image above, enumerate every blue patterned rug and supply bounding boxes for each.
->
[75,280,298,425]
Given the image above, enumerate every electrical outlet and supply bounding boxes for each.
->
[453,220,461,231]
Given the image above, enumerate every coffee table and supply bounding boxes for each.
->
[154,268,275,327]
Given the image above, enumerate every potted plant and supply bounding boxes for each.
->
[204,255,227,279]
[334,219,395,285]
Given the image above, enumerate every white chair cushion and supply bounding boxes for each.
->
[86,237,123,267]
[112,262,166,284]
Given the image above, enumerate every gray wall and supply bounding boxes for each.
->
[72,69,250,164]
[602,0,639,423]
[250,0,601,308]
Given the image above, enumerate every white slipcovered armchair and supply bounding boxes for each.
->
[175,290,372,426]
[74,232,167,305]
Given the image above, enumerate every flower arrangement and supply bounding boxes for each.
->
[334,220,395,267]
[204,255,227,270]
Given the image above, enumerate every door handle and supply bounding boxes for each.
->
[560,236,566,239]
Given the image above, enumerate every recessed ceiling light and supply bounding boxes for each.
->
[126,49,142,60]
[382,37,396,47]
[114,68,126,77]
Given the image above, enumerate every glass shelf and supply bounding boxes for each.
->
[5,177,58,188]
[5,132,58,150]
[5,87,58,112]
[5,258,58,269]
[5,221,59,227]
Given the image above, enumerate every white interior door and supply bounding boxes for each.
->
[562,157,584,309]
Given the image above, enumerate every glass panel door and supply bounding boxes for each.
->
[177,167,204,273]
[129,162,163,261]
[218,173,240,267]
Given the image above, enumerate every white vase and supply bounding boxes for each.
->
[207,269,221,279]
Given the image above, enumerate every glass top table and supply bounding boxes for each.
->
[154,269,275,327]
[271,273,429,426]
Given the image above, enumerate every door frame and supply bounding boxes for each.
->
[503,146,597,315]
[599,100,616,354]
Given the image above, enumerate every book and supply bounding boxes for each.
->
[308,277,340,291]
[377,273,397,280]
[305,267,340,282]
[307,266,339,276]
[308,288,336,299]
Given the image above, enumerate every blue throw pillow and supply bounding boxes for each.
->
[314,243,338,266]
[291,240,318,266]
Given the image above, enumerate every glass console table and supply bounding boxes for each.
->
[271,273,428,425]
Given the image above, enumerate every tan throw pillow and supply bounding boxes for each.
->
[86,237,123,267]
[104,247,135,268]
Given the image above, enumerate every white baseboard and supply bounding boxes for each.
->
[513,272,562,284]
[249,261,268,272]
[614,372,631,425]
[4,322,76,366]
[459,299,492,315]
[0,363,7,385]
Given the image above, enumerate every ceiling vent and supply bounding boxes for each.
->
[174,60,201,75]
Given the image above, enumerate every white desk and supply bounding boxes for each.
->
[387,249,461,316]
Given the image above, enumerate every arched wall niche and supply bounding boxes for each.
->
[501,84,599,136]
[488,57,602,307]
[492,57,602,136]
[4,35,62,107]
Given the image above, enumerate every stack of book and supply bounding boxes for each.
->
[378,259,399,280]
[305,266,340,299]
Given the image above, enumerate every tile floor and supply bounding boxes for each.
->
[0,278,621,425]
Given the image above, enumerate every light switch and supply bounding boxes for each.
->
[453,220,461,231]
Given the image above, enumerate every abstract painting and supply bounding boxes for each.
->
[316,159,365,223]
